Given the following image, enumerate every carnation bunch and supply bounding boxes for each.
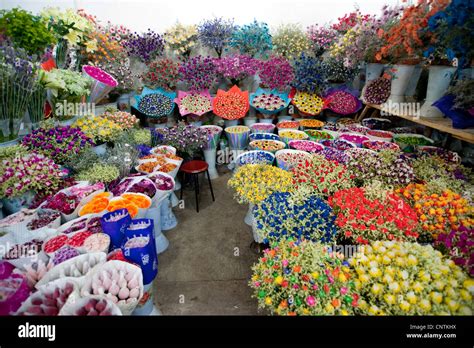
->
[141,58,180,90]
[350,241,473,315]
[0,153,65,198]
[254,192,337,244]
[228,164,293,205]
[291,155,354,198]
[250,239,360,316]
[329,187,420,244]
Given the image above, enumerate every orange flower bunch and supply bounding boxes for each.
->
[87,29,125,64]
[79,192,111,216]
[396,183,473,239]
[376,0,450,62]
[107,193,151,218]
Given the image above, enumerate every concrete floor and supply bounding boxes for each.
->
[153,167,261,315]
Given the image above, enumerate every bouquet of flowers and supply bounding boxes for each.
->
[229,20,272,58]
[258,56,294,92]
[228,164,293,205]
[332,10,369,33]
[178,55,218,91]
[135,87,176,119]
[396,183,473,242]
[250,239,360,315]
[329,187,420,244]
[123,29,165,63]
[213,85,249,120]
[141,58,180,90]
[254,192,337,244]
[322,57,357,84]
[0,153,66,198]
[164,23,198,60]
[101,110,139,130]
[306,24,338,56]
[158,123,208,157]
[97,52,136,94]
[198,17,235,58]
[362,76,391,105]
[213,55,258,86]
[76,163,120,184]
[21,126,94,164]
[290,91,325,116]
[83,22,127,66]
[292,53,326,94]
[324,87,362,115]
[272,24,311,59]
[73,115,122,144]
[436,226,473,277]
[250,89,290,115]
[175,91,212,116]
[350,241,472,315]
[291,154,354,198]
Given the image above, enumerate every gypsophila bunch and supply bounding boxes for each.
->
[65,147,100,174]
[229,20,272,58]
[124,29,165,63]
[164,23,198,60]
[258,56,294,91]
[21,126,94,164]
[292,53,326,94]
[306,24,338,56]
[250,239,360,315]
[141,58,180,90]
[101,110,139,130]
[228,164,293,205]
[198,17,235,58]
[329,187,420,244]
[213,55,258,85]
[254,192,337,244]
[73,115,122,144]
[76,163,120,184]
[0,153,66,198]
[350,241,473,315]
[436,226,474,277]
[291,155,354,198]
[272,24,311,59]
[179,55,217,91]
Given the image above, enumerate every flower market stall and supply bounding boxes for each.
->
[0,1,473,323]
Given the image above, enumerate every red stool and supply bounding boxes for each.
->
[179,160,215,213]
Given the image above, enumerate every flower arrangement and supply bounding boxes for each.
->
[329,187,420,244]
[299,119,324,129]
[436,226,473,277]
[213,85,249,120]
[159,123,208,157]
[272,24,311,59]
[291,154,354,198]
[275,150,311,171]
[322,57,357,84]
[229,20,272,58]
[250,239,359,315]
[249,140,285,153]
[101,110,139,130]
[198,17,235,58]
[76,163,120,184]
[73,115,122,144]
[178,55,218,91]
[324,88,362,115]
[0,153,65,198]
[97,52,136,94]
[213,55,258,85]
[306,24,338,56]
[350,241,472,315]
[332,10,368,33]
[164,23,198,60]
[84,22,127,65]
[258,56,294,91]
[376,0,449,63]
[175,91,212,116]
[305,130,334,142]
[0,8,56,56]
[251,90,289,114]
[228,164,293,205]
[135,87,176,119]
[321,147,349,164]
[254,192,337,244]
[289,140,324,153]
[21,126,94,164]
[292,53,326,94]
[396,183,473,241]
[291,91,325,115]
[363,140,400,152]
[140,58,180,90]
[123,29,165,63]
[363,76,391,105]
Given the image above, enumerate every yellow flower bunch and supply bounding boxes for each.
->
[329,26,359,60]
[292,91,324,115]
[164,23,198,59]
[228,164,294,204]
[279,130,308,140]
[73,115,122,144]
[272,24,311,59]
[350,241,473,316]
[225,126,250,134]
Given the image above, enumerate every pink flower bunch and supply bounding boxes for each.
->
[213,55,258,85]
[258,56,294,91]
